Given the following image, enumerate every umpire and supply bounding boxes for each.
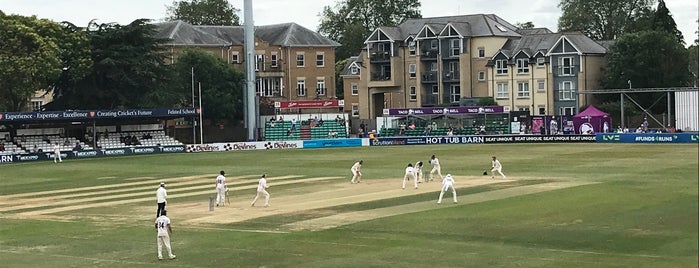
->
[156,182,167,217]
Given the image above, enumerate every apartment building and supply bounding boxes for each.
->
[488,31,607,116]
[342,14,607,120]
[155,20,340,102]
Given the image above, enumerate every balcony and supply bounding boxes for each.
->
[552,65,580,77]
[421,93,439,106]
[421,71,438,83]
[369,51,391,62]
[443,72,460,82]
[420,50,438,60]
[370,72,392,81]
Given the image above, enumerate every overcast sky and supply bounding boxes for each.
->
[1,0,697,44]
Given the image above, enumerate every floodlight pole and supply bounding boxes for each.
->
[244,0,257,141]
[192,67,196,144]
[199,82,204,144]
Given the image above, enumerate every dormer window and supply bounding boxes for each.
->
[537,57,545,67]
[350,65,359,75]
[495,24,507,32]
[408,41,416,56]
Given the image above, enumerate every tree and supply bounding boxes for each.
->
[171,49,244,121]
[50,19,175,109]
[477,97,498,106]
[688,44,698,86]
[651,0,684,44]
[318,0,421,60]
[558,0,654,40]
[602,30,691,113]
[166,0,240,26]
[0,13,91,111]
[515,22,535,30]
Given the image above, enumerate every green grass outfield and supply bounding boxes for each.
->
[0,143,697,267]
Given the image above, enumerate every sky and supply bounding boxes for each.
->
[1,0,697,45]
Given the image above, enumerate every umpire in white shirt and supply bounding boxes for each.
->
[156,182,167,217]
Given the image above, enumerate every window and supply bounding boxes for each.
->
[350,65,359,75]
[450,39,460,57]
[450,85,460,103]
[538,106,546,115]
[536,57,545,67]
[517,106,530,112]
[297,79,306,96]
[517,82,530,98]
[377,43,386,52]
[432,85,439,94]
[256,77,279,97]
[496,59,508,75]
[496,83,509,99]
[559,57,573,75]
[271,53,278,67]
[352,104,359,117]
[255,54,264,71]
[409,64,416,78]
[296,53,305,67]
[409,86,417,101]
[478,47,485,58]
[559,81,575,100]
[430,40,438,50]
[516,58,529,74]
[537,80,545,92]
[351,83,358,95]
[430,62,438,71]
[560,107,575,115]
[231,52,239,64]
[447,62,458,79]
[478,71,486,81]
[316,53,324,67]
[316,78,326,96]
[408,41,416,56]
[31,100,43,111]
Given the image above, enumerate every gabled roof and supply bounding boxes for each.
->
[339,56,362,76]
[517,27,554,35]
[500,33,562,57]
[368,13,521,43]
[154,20,340,47]
[547,34,606,56]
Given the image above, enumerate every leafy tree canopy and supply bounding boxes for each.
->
[318,0,421,60]
[172,49,245,121]
[0,13,91,111]
[558,0,654,40]
[166,0,240,26]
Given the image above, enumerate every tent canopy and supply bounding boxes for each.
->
[574,105,609,118]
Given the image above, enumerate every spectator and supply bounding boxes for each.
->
[73,142,83,151]
[269,117,276,127]
[480,125,487,135]
[291,118,297,131]
[408,122,416,130]
[286,128,292,136]
[318,118,324,127]
[446,127,454,136]
[357,128,364,138]
[0,143,5,152]
[359,121,366,133]
[423,127,431,136]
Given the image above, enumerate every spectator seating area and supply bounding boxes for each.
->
[14,135,92,153]
[264,120,347,141]
[96,130,182,149]
[379,115,510,137]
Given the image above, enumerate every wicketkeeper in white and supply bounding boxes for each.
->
[437,174,458,204]
[155,210,176,260]
[491,156,506,179]
[429,155,443,181]
[251,173,270,207]
[402,163,418,189]
[215,170,227,206]
[350,160,363,183]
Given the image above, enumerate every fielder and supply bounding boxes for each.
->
[53,142,62,163]
[437,174,457,204]
[350,160,363,183]
[155,210,176,260]
[429,155,443,181]
[402,163,417,189]
[415,161,424,183]
[215,170,227,206]
[251,173,270,207]
[156,182,167,218]
[491,156,506,179]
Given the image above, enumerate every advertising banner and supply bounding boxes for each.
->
[0,145,185,165]
[0,108,198,122]
[596,133,699,143]
[186,140,303,152]
[275,100,342,109]
[370,135,596,146]
[302,138,363,149]
[384,106,504,116]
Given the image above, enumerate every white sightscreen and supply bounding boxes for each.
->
[675,91,699,131]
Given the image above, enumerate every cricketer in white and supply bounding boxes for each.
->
[215,171,227,206]
[437,174,458,204]
[155,210,176,260]
[251,174,270,207]
[402,163,417,189]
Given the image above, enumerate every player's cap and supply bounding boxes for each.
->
[160,182,165,186]
[446,174,452,177]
